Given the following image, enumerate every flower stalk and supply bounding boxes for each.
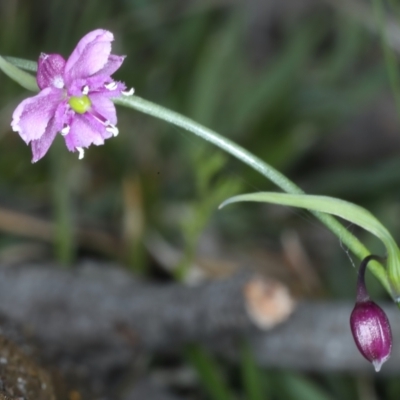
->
[114,95,391,293]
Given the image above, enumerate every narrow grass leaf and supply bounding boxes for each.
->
[186,345,232,400]
[220,192,394,249]
[220,192,400,298]
[241,342,265,400]
[278,372,333,400]
[0,55,38,91]
[3,56,38,72]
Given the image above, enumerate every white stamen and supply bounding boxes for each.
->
[82,85,89,95]
[106,124,119,137]
[122,88,134,96]
[105,81,118,90]
[77,147,85,160]
[61,125,70,136]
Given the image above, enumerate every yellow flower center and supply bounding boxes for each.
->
[68,95,91,114]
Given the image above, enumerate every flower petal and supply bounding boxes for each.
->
[64,114,111,152]
[94,54,125,77]
[37,53,66,90]
[90,93,117,125]
[31,101,67,163]
[67,30,111,66]
[11,88,65,144]
[65,29,114,82]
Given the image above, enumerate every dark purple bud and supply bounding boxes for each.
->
[350,300,392,372]
[350,255,392,372]
[37,53,66,90]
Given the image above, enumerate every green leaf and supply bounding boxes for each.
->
[241,342,265,400]
[0,55,38,91]
[220,192,392,242]
[220,192,400,299]
[3,56,38,72]
[277,372,333,400]
[188,12,243,127]
[186,345,233,400]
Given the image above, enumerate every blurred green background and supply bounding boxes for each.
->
[1,0,400,398]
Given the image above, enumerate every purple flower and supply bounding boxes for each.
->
[350,255,392,372]
[11,29,134,162]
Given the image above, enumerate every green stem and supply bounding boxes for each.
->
[50,140,75,265]
[114,95,390,292]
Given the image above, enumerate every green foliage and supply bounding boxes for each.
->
[220,191,395,294]
[176,149,242,279]
[240,342,265,400]
[3,56,37,72]
[275,372,333,400]
[187,344,335,400]
[185,345,233,400]
[0,55,37,91]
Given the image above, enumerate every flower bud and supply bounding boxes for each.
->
[350,255,392,372]
[350,300,392,372]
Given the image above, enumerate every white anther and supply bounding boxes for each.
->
[122,88,134,96]
[82,85,89,95]
[77,147,85,160]
[105,81,118,90]
[106,124,119,137]
[61,125,70,136]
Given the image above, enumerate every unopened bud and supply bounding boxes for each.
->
[350,255,392,372]
[350,300,392,372]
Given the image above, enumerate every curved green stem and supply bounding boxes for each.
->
[114,95,390,293]
[0,55,391,291]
